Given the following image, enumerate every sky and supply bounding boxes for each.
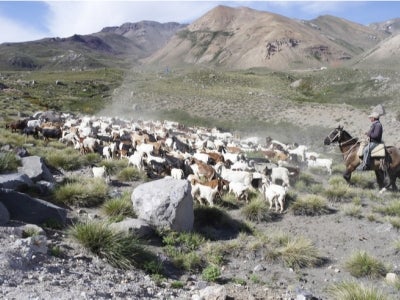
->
[0,1,399,44]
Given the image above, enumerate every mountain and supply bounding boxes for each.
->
[369,18,400,35]
[143,5,387,70]
[353,33,400,69]
[0,6,397,72]
[0,21,186,70]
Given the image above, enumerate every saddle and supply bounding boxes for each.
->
[357,142,386,158]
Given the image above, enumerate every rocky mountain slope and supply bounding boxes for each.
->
[144,6,388,70]
[0,21,185,70]
[0,5,398,72]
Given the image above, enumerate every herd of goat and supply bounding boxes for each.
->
[5,111,334,212]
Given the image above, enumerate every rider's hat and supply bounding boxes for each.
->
[368,111,380,119]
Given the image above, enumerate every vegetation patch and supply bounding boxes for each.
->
[328,281,389,300]
[290,195,333,216]
[344,250,387,278]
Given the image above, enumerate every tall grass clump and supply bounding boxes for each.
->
[241,198,270,222]
[43,148,84,171]
[328,281,389,300]
[290,195,332,216]
[374,200,400,217]
[342,203,363,218]
[324,183,355,202]
[69,221,154,270]
[117,166,145,182]
[101,192,136,220]
[53,177,108,207]
[267,233,325,269]
[0,151,20,173]
[344,250,387,278]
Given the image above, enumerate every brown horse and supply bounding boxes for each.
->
[324,126,400,192]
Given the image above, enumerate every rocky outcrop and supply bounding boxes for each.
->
[131,178,194,232]
[0,189,67,226]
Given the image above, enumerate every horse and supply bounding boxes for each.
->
[323,126,400,192]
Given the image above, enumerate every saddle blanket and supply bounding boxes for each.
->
[358,143,385,158]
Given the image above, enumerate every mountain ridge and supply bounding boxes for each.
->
[0,5,397,71]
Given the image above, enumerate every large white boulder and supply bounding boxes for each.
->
[131,178,193,232]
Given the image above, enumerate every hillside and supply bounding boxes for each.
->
[0,21,185,71]
[143,5,386,71]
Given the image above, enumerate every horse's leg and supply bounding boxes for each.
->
[374,170,384,189]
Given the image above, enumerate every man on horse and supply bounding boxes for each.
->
[356,111,383,171]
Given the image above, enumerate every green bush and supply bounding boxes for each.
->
[117,166,144,181]
[202,264,221,282]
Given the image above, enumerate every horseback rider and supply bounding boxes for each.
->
[357,111,383,171]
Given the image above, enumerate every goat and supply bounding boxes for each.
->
[171,168,184,179]
[128,151,145,171]
[307,157,333,174]
[190,179,219,207]
[229,181,250,203]
[261,180,287,213]
[92,165,110,183]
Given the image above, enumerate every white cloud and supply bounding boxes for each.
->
[44,1,219,38]
[0,15,47,43]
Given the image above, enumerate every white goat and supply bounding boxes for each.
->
[229,181,249,203]
[92,166,110,183]
[128,151,145,171]
[171,168,184,179]
[288,145,307,162]
[261,180,287,213]
[307,157,333,174]
[270,166,291,188]
[190,180,218,207]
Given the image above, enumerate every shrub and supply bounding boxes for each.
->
[290,195,332,216]
[44,148,84,171]
[163,231,205,272]
[202,264,221,282]
[54,177,108,207]
[344,251,387,278]
[328,281,388,300]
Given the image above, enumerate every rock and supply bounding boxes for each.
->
[0,173,34,191]
[198,285,227,300]
[109,218,155,238]
[131,178,193,232]
[386,272,398,284]
[0,188,67,226]
[0,202,10,225]
[18,156,54,183]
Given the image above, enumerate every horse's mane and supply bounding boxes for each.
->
[340,128,359,143]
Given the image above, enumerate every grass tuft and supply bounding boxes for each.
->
[101,192,136,220]
[290,195,332,216]
[328,281,389,300]
[53,177,108,207]
[69,220,155,270]
[344,250,387,278]
[241,198,270,222]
